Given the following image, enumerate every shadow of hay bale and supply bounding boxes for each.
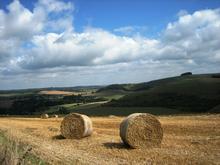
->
[103,142,131,149]
[52,135,65,140]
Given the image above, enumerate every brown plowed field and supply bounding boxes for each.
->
[0,115,219,164]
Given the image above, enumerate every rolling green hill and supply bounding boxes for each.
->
[104,73,220,113]
[1,73,220,116]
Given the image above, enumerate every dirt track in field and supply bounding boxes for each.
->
[0,115,220,164]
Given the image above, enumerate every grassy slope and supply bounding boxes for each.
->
[105,74,220,112]
[209,104,220,113]
[0,131,47,165]
[47,101,181,116]
[68,106,182,116]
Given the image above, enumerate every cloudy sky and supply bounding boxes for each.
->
[0,0,220,90]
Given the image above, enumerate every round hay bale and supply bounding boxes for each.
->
[53,114,58,118]
[41,114,49,119]
[60,113,93,139]
[120,113,163,149]
[108,115,117,118]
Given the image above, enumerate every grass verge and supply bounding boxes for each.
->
[0,130,47,165]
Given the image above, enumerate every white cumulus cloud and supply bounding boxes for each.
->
[0,0,220,89]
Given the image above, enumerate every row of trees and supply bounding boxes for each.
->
[0,94,106,115]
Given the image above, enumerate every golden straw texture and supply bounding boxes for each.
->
[120,113,163,148]
[60,113,93,139]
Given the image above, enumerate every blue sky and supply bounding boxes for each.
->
[74,0,220,35]
[0,0,220,89]
[1,0,220,36]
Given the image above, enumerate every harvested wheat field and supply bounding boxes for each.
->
[38,90,75,95]
[0,114,219,164]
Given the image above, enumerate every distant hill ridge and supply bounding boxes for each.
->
[100,73,220,113]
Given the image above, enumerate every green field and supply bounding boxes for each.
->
[67,106,182,116]
[43,101,181,116]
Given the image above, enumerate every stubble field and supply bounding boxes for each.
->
[0,114,219,164]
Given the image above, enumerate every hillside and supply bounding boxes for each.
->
[1,73,220,115]
[105,73,220,113]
